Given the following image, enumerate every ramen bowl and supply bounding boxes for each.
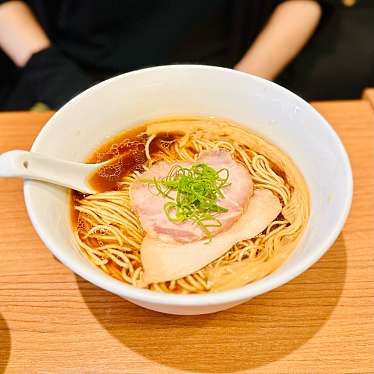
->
[24,65,352,315]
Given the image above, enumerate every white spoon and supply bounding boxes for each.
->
[0,150,106,194]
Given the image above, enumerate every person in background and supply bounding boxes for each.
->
[277,0,374,100]
[0,1,322,110]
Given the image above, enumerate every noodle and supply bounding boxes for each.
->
[73,117,309,293]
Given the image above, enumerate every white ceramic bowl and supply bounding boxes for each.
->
[24,65,352,315]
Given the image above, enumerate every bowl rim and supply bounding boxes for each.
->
[24,64,353,306]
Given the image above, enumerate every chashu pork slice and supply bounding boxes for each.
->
[139,189,282,285]
[130,150,253,243]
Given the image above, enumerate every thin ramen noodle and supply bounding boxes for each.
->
[71,117,309,293]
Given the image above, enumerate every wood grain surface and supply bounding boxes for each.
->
[0,103,373,374]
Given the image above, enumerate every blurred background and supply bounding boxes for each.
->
[0,0,373,111]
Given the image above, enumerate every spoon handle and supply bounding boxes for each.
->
[0,150,96,193]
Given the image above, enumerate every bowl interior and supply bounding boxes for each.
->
[24,65,352,306]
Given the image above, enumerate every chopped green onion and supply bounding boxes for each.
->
[139,163,230,240]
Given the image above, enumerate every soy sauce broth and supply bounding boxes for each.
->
[71,125,179,226]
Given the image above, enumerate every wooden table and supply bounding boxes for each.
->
[0,100,373,374]
[363,88,374,108]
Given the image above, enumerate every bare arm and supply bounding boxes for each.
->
[235,0,321,80]
[0,1,50,67]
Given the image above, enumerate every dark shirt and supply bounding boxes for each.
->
[278,0,374,100]
[0,0,373,108]
[0,0,279,109]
